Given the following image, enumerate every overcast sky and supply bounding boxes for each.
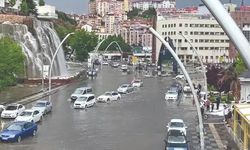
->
[44,0,250,14]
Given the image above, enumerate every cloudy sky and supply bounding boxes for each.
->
[44,0,250,14]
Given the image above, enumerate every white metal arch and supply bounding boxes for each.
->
[104,41,123,54]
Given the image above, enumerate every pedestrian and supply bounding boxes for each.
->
[198,83,202,90]
[216,95,221,110]
[211,103,214,112]
[200,104,205,117]
[227,108,232,126]
[205,99,211,111]
[223,105,228,123]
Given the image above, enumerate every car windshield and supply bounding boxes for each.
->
[121,85,128,88]
[74,89,83,94]
[168,135,186,143]
[170,122,184,128]
[167,91,177,94]
[167,142,187,148]
[20,111,33,116]
[134,80,141,83]
[77,97,88,101]
[104,92,112,96]
[5,105,18,110]
[35,102,46,107]
[6,124,23,131]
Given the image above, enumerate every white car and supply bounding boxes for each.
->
[166,119,187,135]
[183,85,191,93]
[117,84,134,94]
[74,94,96,109]
[132,79,143,87]
[70,87,93,101]
[102,61,109,65]
[97,91,121,102]
[15,109,43,123]
[32,100,52,115]
[121,64,128,72]
[175,74,185,80]
[1,104,25,119]
[165,91,178,101]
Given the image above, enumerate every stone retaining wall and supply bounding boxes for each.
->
[0,14,32,24]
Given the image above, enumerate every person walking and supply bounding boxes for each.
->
[211,103,214,112]
[216,95,221,110]
[205,99,211,111]
[223,105,228,123]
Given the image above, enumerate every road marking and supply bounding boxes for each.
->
[208,123,225,149]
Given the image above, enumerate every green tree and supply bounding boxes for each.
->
[235,54,247,74]
[20,0,37,15]
[20,0,29,15]
[68,30,98,61]
[0,37,25,90]
[218,64,241,103]
[9,0,16,7]
[39,0,45,6]
[127,8,141,19]
[141,8,156,18]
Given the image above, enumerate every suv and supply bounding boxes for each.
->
[70,87,93,101]
[164,129,189,150]
[73,94,96,109]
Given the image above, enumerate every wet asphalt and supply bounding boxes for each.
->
[0,66,198,150]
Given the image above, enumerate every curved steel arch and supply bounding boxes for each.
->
[104,41,123,54]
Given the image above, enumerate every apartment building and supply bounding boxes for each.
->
[117,19,153,51]
[154,12,230,64]
[230,6,250,59]
[129,0,175,11]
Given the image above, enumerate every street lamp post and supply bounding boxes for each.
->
[147,27,205,150]
[48,32,74,100]
[179,33,208,100]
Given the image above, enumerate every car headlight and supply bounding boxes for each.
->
[8,135,15,138]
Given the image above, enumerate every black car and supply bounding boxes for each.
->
[164,129,189,150]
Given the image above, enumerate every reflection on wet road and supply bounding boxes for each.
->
[0,66,197,150]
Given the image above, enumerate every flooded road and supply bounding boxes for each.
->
[0,66,197,150]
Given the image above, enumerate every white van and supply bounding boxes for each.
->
[73,94,96,109]
[70,87,93,101]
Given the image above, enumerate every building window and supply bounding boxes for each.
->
[179,23,182,27]
[179,31,182,35]
[184,31,188,35]
[162,25,164,28]
[190,32,193,35]
[195,39,198,42]
[185,24,188,27]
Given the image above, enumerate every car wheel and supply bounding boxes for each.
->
[84,105,87,109]
[117,97,120,100]
[40,116,43,122]
[107,98,110,102]
[31,120,34,123]
[32,130,37,136]
[17,136,21,143]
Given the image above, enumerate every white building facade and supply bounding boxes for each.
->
[155,13,230,64]
[130,0,175,11]
[239,70,250,103]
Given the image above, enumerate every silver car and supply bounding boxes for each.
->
[32,100,52,115]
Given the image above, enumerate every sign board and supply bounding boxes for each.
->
[43,65,49,78]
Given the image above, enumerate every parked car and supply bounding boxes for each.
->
[121,64,128,72]
[87,69,97,76]
[183,85,191,93]
[0,121,38,143]
[166,119,187,135]
[165,91,178,101]
[1,104,25,119]
[102,61,109,65]
[97,91,121,102]
[175,74,185,80]
[132,79,143,87]
[70,87,93,101]
[0,105,5,114]
[32,100,52,115]
[15,109,43,123]
[117,84,134,94]
[164,129,189,150]
[111,62,120,68]
[73,94,96,109]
